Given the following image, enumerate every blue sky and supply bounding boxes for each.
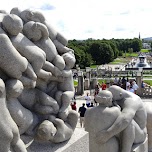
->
[1,0,152,40]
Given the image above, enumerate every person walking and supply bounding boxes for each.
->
[78,103,87,128]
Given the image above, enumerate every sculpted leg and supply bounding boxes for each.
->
[11,125,27,152]
[121,120,146,152]
[24,62,37,81]
[59,91,74,113]
[121,121,135,152]
[13,139,27,152]
[19,76,36,88]
[34,104,54,115]
[66,110,78,130]
[43,61,62,77]
[58,91,74,120]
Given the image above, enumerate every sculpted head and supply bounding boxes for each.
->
[20,9,45,23]
[6,79,24,98]
[23,21,49,41]
[108,85,124,101]
[62,52,76,70]
[37,120,56,141]
[95,90,113,106]
[10,7,21,17]
[2,14,23,35]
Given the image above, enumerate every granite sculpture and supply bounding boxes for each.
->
[85,86,147,152]
[0,8,77,151]
[0,78,27,152]
[85,90,120,152]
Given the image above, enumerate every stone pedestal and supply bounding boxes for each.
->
[131,136,148,152]
[136,75,142,96]
[23,128,89,152]
[77,76,84,95]
[84,78,90,90]
[91,78,98,89]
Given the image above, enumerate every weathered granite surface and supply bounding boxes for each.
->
[0,7,77,151]
[85,87,148,152]
[25,128,89,152]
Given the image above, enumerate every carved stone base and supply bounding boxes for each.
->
[132,136,148,152]
[24,128,89,152]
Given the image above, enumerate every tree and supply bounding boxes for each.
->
[89,42,114,64]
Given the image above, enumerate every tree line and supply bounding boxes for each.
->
[67,38,142,68]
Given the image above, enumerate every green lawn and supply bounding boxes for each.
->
[144,80,152,86]
[110,57,131,64]
[124,53,138,57]
[90,65,98,68]
[141,49,150,53]
[73,80,78,86]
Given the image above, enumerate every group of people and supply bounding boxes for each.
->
[114,77,140,94]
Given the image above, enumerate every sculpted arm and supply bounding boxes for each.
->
[96,100,138,144]
[107,108,136,136]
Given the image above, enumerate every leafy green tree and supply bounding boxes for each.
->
[88,42,114,64]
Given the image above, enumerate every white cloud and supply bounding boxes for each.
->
[0,0,152,40]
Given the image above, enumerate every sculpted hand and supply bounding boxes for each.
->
[95,130,111,144]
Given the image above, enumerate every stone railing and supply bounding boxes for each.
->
[141,86,152,97]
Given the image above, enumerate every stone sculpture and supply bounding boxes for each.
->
[37,110,78,143]
[0,78,27,152]
[0,7,77,151]
[85,86,147,152]
[23,21,66,71]
[85,90,120,152]
[144,102,152,151]
[107,85,147,152]
[6,79,36,135]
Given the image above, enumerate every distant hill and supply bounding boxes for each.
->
[142,37,152,42]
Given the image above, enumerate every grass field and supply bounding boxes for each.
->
[74,80,78,86]
[141,49,150,53]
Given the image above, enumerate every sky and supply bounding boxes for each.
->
[0,0,152,40]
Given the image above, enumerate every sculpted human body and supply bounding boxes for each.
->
[23,21,65,72]
[6,79,38,135]
[36,110,78,143]
[18,88,59,115]
[0,27,36,88]
[85,90,121,152]
[55,52,76,120]
[2,14,54,81]
[0,78,27,152]
[11,8,73,54]
[144,102,152,151]
[98,85,147,152]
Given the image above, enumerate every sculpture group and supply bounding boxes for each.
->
[85,85,151,152]
[0,7,78,152]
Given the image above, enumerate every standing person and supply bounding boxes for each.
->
[126,78,130,90]
[78,103,87,128]
[101,82,107,90]
[94,84,99,95]
[121,76,126,90]
[84,92,91,107]
[70,101,77,111]
[113,77,118,85]
[132,80,139,94]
